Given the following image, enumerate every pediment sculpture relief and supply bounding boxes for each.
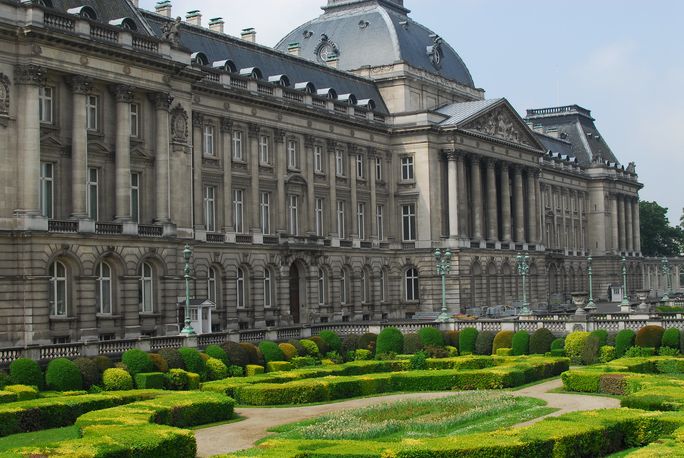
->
[463,107,532,146]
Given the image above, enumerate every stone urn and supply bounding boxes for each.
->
[636,289,651,313]
[571,291,588,316]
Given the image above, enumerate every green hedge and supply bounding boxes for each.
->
[418,327,444,347]
[157,348,184,370]
[375,327,404,355]
[590,329,609,347]
[45,358,83,392]
[178,348,207,380]
[662,328,680,350]
[635,325,665,349]
[135,372,165,389]
[564,331,589,363]
[474,331,496,355]
[615,329,636,358]
[529,328,555,354]
[246,365,265,377]
[459,328,478,354]
[103,368,133,391]
[204,344,229,365]
[550,338,564,351]
[9,358,42,389]
[511,331,529,356]
[266,361,293,373]
[318,331,342,353]
[3,384,38,401]
[122,349,154,376]
[258,341,286,363]
[206,357,229,381]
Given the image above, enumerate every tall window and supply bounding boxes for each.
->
[232,130,243,160]
[204,186,216,232]
[336,200,346,239]
[96,262,112,315]
[203,125,215,156]
[288,195,299,235]
[233,189,244,233]
[48,261,68,316]
[130,172,140,223]
[208,268,217,304]
[335,150,344,176]
[361,269,369,303]
[357,203,366,240]
[380,269,387,302]
[39,86,53,124]
[287,139,299,169]
[376,205,384,241]
[236,267,245,309]
[87,167,98,221]
[139,262,154,313]
[340,268,348,305]
[375,157,383,181]
[260,192,271,235]
[315,198,324,237]
[405,267,419,301]
[130,103,140,137]
[86,95,98,131]
[263,268,272,308]
[40,162,54,219]
[402,203,416,241]
[356,154,364,179]
[259,135,270,164]
[314,145,323,173]
[401,156,414,181]
[318,268,326,305]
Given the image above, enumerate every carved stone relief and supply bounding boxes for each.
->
[462,107,532,146]
[170,104,189,143]
[0,73,10,115]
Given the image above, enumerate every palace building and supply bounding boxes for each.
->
[0,0,645,346]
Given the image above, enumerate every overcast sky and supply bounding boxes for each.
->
[139,0,684,224]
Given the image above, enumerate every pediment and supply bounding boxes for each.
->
[88,140,111,155]
[459,101,545,150]
[40,134,64,149]
[286,174,307,187]
[131,147,153,162]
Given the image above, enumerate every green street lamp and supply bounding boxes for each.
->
[180,244,196,336]
[585,256,596,311]
[516,253,531,316]
[620,256,630,310]
[661,257,672,302]
[434,248,452,322]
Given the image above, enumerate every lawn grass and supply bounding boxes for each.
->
[0,426,80,453]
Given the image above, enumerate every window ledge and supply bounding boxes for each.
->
[49,316,76,322]
[399,180,416,185]
[138,312,161,318]
[96,314,122,320]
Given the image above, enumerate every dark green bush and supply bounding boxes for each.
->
[148,353,169,373]
[459,328,478,354]
[680,330,684,354]
[662,328,680,350]
[157,348,185,370]
[658,346,679,357]
[278,343,298,361]
[511,331,530,356]
[121,349,154,376]
[402,333,423,354]
[134,372,165,389]
[443,330,459,349]
[221,341,250,367]
[580,335,600,365]
[409,351,428,370]
[309,336,330,355]
[564,331,590,363]
[376,327,404,355]
[205,358,229,381]
[615,329,636,357]
[424,346,449,358]
[92,355,113,374]
[492,331,514,354]
[550,338,565,351]
[299,339,320,356]
[318,331,342,352]
[9,358,42,389]
[0,370,10,390]
[474,331,496,355]
[624,346,656,357]
[178,348,207,379]
[418,327,444,347]
[73,357,100,389]
[204,344,229,365]
[45,358,83,391]
[164,368,189,390]
[102,368,133,391]
[635,325,665,349]
[529,328,555,355]
[358,333,378,355]
[258,341,286,362]
[239,342,262,365]
[606,332,617,346]
[289,339,308,356]
[589,329,609,348]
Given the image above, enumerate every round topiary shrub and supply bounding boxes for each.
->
[73,357,100,389]
[358,333,378,355]
[474,331,496,355]
[148,353,169,373]
[278,343,298,361]
[93,355,113,374]
[205,357,229,381]
[564,331,590,363]
[178,347,207,379]
[511,331,530,356]
[551,338,565,351]
[635,325,665,349]
[299,339,320,357]
[157,348,185,370]
[615,329,636,358]
[239,343,261,365]
[45,358,83,391]
[376,327,404,355]
[9,358,42,389]
[318,331,342,353]
[309,336,330,355]
[204,345,228,365]
[529,328,556,355]
[418,327,444,348]
[102,368,133,391]
[221,341,250,367]
[258,341,286,362]
[121,349,153,376]
[662,328,680,350]
[581,334,601,365]
[443,330,459,349]
[590,330,609,348]
[459,328,478,354]
[403,333,423,354]
[0,370,10,390]
[288,339,307,356]
[492,331,514,354]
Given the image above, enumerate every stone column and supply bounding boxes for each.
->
[327,140,337,237]
[15,65,46,216]
[387,151,397,241]
[633,198,641,254]
[67,76,92,219]
[305,135,315,235]
[611,194,619,253]
[149,92,173,224]
[578,192,585,252]
[349,144,358,239]
[626,196,634,254]
[220,118,233,232]
[110,85,134,222]
[527,170,538,245]
[369,150,378,240]
[456,154,468,238]
[500,163,512,243]
[191,112,204,229]
[471,156,483,240]
[248,123,260,233]
[446,151,459,239]
[513,165,525,243]
[618,195,626,253]
[275,129,286,233]
[486,159,498,242]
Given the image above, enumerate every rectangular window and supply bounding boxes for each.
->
[288,194,299,235]
[203,125,215,156]
[86,95,98,131]
[402,203,416,241]
[357,202,366,240]
[87,167,98,221]
[130,103,140,137]
[130,172,140,223]
[376,205,384,241]
[314,145,323,173]
[315,198,324,237]
[263,270,272,308]
[380,270,386,302]
[190,308,199,321]
[287,139,299,169]
[335,150,344,176]
[39,162,54,219]
[233,189,244,233]
[232,130,243,161]
[39,86,53,124]
[337,200,346,239]
[356,154,364,179]
[375,157,383,181]
[260,191,271,235]
[204,186,216,232]
[401,156,414,181]
[259,135,270,164]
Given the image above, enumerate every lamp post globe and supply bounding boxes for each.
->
[180,243,196,336]
[435,248,452,322]
[585,256,596,311]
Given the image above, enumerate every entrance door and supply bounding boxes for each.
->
[289,264,301,324]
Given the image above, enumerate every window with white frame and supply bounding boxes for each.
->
[208,267,217,304]
[233,189,244,233]
[357,202,366,240]
[361,269,369,303]
[87,168,98,221]
[336,200,346,239]
[335,150,344,176]
[340,268,348,305]
[39,86,54,124]
[48,260,68,316]
[263,268,273,308]
[315,198,324,237]
[376,205,384,241]
[314,145,323,173]
[287,139,299,169]
[401,203,416,241]
[40,162,54,219]
[86,95,98,131]
[318,268,326,305]
[190,308,199,321]
[375,157,383,181]
[260,192,271,235]
[232,130,243,161]
[356,154,364,179]
[236,267,246,309]
[259,135,270,164]
[96,262,112,315]
[401,156,414,181]
[405,267,419,301]
[288,194,299,235]
[203,124,215,156]
[130,103,140,137]
[204,186,216,232]
[130,172,140,223]
[139,262,154,313]
[380,269,387,302]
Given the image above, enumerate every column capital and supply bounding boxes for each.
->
[66,75,93,94]
[486,158,497,169]
[512,163,524,175]
[247,122,260,137]
[192,111,204,128]
[14,64,47,86]
[109,84,135,103]
[220,117,232,133]
[442,149,459,161]
[148,92,174,111]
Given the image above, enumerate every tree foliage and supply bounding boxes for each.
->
[640,201,684,257]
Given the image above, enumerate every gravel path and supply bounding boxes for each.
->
[195,378,620,457]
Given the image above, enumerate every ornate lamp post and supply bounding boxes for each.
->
[620,255,631,311]
[516,253,531,316]
[434,248,452,322]
[661,257,672,301]
[180,244,196,336]
[585,256,596,312]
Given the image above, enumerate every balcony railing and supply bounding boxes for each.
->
[96,223,123,235]
[48,220,78,233]
[138,225,163,237]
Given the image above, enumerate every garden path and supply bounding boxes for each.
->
[194,378,620,457]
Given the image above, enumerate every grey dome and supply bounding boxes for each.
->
[275,0,475,88]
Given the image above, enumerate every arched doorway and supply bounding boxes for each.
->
[289,263,301,324]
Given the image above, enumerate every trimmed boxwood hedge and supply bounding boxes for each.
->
[278,343,298,361]
[529,328,555,355]
[474,331,496,355]
[178,348,207,379]
[564,331,589,363]
[318,331,342,353]
[511,331,530,356]
[458,328,478,354]
[45,358,83,392]
[375,327,404,355]
[662,328,680,350]
[590,329,609,347]
[299,339,320,357]
[616,329,636,357]
[309,336,329,355]
[9,358,42,389]
[204,344,229,365]
[157,348,185,370]
[258,341,286,363]
[358,333,378,354]
[418,327,444,348]
[492,331,514,354]
[635,325,665,349]
[205,358,229,381]
[550,338,565,351]
[134,372,165,389]
[73,357,100,389]
[221,341,250,367]
[402,333,422,354]
[122,348,154,376]
[103,368,134,391]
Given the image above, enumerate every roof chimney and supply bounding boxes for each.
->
[186,10,201,26]
[287,42,301,57]
[155,1,171,17]
[209,17,224,33]
[326,55,338,69]
[241,27,256,43]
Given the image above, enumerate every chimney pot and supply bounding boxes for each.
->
[155,0,172,17]
[186,10,201,26]
[209,17,224,33]
[287,42,301,56]
[241,27,256,43]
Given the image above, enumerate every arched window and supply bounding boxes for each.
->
[361,269,370,303]
[318,268,327,305]
[263,268,273,308]
[340,268,348,305]
[405,267,419,302]
[208,267,217,304]
[49,261,68,316]
[96,262,112,315]
[237,268,246,309]
[139,262,154,313]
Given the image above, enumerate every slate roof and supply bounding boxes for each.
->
[435,99,502,126]
[45,0,154,35]
[534,133,574,158]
